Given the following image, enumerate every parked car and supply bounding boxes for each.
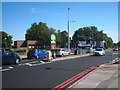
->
[118,47,120,51]
[113,48,118,51]
[93,48,105,56]
[0,48,21,65]
[51,48,70,57]
[27,49,47,59]
[15,54,21,63]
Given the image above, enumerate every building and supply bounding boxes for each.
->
[77,41,96,47]
[14,40,41,49]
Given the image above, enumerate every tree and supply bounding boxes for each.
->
[26,22,54,48]
[56,30,68,48]
[72,26,113,48]
[25,21,69,49]
[117,41,120,47]
[0,31,13,48]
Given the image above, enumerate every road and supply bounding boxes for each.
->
[2,51,118,89]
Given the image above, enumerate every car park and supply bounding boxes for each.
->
[27,49,47,59]
[93,48,105,56]
[51,48,70,57]
[0,48,21,65]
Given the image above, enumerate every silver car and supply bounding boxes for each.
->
[51,48,70,57]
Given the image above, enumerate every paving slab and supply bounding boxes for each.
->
[68,64,119,88]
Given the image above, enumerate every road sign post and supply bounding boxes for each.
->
[50,34,56,49]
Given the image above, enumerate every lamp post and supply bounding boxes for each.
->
[103,40,105,49]
[67,8,75,51]
[68,8,70,51]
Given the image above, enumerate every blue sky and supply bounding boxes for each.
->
[2,2,118,42]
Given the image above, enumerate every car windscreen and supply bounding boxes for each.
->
[29,50,35,53]
[96,49,103,51]
[38,49,44,52]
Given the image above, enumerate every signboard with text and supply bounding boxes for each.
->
[78,41,96,47]
[50,34,56,49]
[50,45,56,49]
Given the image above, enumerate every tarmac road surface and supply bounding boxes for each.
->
[2,51,118,89]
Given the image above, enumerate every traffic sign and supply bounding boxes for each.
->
[50,45,56,49]
[51,41,56,44]
[51,34,56,41]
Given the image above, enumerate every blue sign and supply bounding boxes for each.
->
[51,41,56,44]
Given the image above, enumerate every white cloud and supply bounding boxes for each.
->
[31,8,39,13]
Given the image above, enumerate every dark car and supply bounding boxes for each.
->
[14,54,21,63]
[0,48,21,65]
[27,49,47,59]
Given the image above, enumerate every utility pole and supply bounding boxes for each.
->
[67,8,75,51]
[68,8,70,51]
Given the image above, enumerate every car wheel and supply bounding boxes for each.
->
[45,55,47,58]
[15,58,20,64]
[61,54,64,57]
[34,56,39,59]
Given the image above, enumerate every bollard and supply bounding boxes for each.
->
[53,52,56,59]
[46,51,53,60]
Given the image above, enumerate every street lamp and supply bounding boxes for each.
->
[68,8,75,51]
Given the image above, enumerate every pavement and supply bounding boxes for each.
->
[20,53,91,61]
[67,62,119,89]
[52,53,91,62]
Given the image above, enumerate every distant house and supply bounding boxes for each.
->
[14,40,41,49]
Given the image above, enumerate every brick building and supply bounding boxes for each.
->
[14,40,41,49]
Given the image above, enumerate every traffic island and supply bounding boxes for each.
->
[51,53,91,62]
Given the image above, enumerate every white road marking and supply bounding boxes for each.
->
[8,66,14,69]
[19,60,52,67]
[29,61,52,67]
[112,53,120,55]
[40,61,45,63]
[0,66,14,72]
[112,58,120,64]
[19,61,39,66]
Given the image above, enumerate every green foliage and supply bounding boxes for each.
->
[56,30,68,48]
[72,26,113,48]
[25,22,113,49]
[25,22,68,49]
[15,52,27,55]
[0,31,13,48]
[117,41,120,46]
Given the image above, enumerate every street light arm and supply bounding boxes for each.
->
[69,21,75,22]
